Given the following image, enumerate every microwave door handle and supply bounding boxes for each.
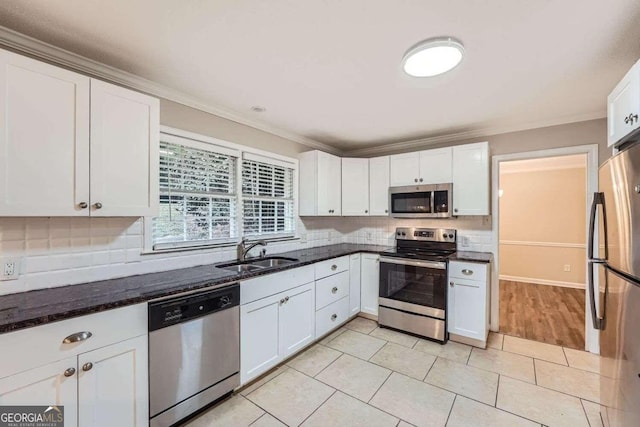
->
[588,192,607,262]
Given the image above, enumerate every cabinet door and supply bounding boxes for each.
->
[389,152,420,186]
[0,357,78,427]
[0,49,90,216]
[369,156,390,216]
[608,62,640,147]
[90,79,159,217]
[360,254,380,316]
[448,277,485,341]
[77,335,148,427]
[452,142,489,215]
[279,283,315,357]
[419,148,452,184]
[349,254,362,316]
[317,151,342,215]
[240,295,281,384]
[341,158,369,216]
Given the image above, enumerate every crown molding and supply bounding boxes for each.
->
[343,111,606,157]
[0,25,341,155]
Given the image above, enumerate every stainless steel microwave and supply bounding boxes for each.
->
[389,183,453,218]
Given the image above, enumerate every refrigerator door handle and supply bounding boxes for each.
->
[587,192,608,262]
[588,261,605,330]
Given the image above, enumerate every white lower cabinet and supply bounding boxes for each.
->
[315,296,350,337]
[240,282,314,384]
[0,304,148,427]
[77,335,148,427]
[360,254,380,316]
[349,254,361,315]
[447,261,491,347]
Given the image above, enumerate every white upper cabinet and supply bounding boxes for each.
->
[419,148,452,184]
[389,152,420,186]
[390,147,453,186]
[369,156,390,216]
[608,59,640,147]
[299,150,341,216]
[0,48,159,217]
[90,79,159,217]
[452,142,489,216]
[0,49,90,216]
[341,158,369,216]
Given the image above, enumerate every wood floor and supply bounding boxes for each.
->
[499,280,585,350]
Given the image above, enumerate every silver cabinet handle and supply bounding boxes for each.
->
[450,281,454,287]
[331,314,337,321]
[284,296,289,303]
[78,202,88,209]
[280,298,285,304]
[82,362,93,372]
[64,367,76,377]
[62,331,92,344]
[331,286,338,294]
[93,202,103,209]
[462,269,473,275]
[331,264,337,270]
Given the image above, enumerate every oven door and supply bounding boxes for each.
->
[378,257,447,319]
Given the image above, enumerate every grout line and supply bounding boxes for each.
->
[296,389,337,426]
[312,351,345,378]
[247,412,270,426]
[444,394,457,426]
[367,341,389,361]
[422,356,438,381]
[367,369,393,404]
[494,375,500,407]
[561,346,569,366]
[533,358,538,385]
[580,399,595,427]
[241,396,289,426]
[465,348,472,365]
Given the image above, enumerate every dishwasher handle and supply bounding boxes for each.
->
[148,283,240,331]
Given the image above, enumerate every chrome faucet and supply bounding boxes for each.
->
[237,238,267,261]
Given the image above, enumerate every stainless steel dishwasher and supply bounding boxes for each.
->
[148,283,240,427]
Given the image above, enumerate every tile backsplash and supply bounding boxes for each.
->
[0,215,493,295]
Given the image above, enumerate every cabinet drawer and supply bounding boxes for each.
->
[315,296,350,338]
[0,303,147,379]
[449,261,487,281]
[241,264,315,304]
[315,256,349,280]
[316,271,349,310]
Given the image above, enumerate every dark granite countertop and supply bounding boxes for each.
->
[449,251,493,263]
[0,244,391,334]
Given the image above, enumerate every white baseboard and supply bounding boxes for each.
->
[499,274,585,289]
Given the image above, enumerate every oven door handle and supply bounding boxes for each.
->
[379,257,447,270]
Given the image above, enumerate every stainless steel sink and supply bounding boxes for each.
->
[216,257,299,273]
[245,257,298,268]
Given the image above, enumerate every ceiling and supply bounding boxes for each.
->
[1,1,639,153]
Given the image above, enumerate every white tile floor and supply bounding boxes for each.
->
[184,317,602,427]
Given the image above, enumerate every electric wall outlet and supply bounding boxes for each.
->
[564,264,571,272]
[461,236,471,248]
[299,233,307,243]
[1,258,21,281]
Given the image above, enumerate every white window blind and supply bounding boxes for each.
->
[153,140,238,249]
[242,154,295,238]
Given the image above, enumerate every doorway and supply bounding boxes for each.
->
[491,145,599,353]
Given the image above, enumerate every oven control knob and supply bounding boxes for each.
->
[448,234,454,238]
[397,232,401,236]
[401,232,406,236]
[443,233,447,238]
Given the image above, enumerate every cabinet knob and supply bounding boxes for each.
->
[331,264,337,270]
[82,362,93,372]
[64,367,76,377]
[414,178,418,183]
[78,202,88,209]
[365,210,368,214]
[419,178,423,182]
[462,269,473,275]
[280,298,286,305]
[385,209,388,213]
[284,296,289,303]
[62,331,93,344]
[93,202,103,209]
[450,281,454,287]
[331,286,338,294]
[454,208,458,213]
[331,314,337,321]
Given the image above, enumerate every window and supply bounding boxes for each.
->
[152,137,239,250]
[148,129,298,251]
[242,153,296,238]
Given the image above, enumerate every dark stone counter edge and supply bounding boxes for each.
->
[449,251,493,263]
[0,246,390,334]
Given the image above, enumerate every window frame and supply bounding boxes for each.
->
[143,126,299,253]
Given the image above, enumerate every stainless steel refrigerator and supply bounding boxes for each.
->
[589,141,640,427]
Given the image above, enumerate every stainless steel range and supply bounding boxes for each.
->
[378,227,456,343]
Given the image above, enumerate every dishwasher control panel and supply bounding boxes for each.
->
[148,283,240,331]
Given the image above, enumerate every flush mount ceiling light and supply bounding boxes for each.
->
[402,37,464,77]
[250,105,266,113]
